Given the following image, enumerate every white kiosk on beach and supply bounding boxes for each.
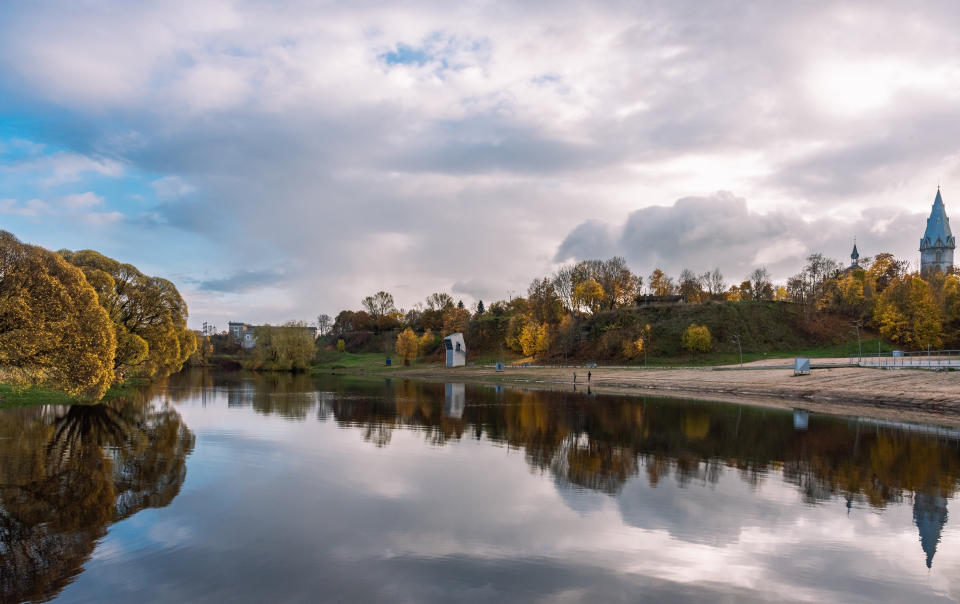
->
[443,333,467,367]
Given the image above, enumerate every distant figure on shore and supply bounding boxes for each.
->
[588,371,591,383]
[573,372,577,384]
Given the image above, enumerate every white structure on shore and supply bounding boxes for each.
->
[443,333,467,367]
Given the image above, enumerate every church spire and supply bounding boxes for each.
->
[920,188,955,274]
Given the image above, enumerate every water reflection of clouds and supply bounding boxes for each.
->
[53,374,960,603]
[66,408,960,603]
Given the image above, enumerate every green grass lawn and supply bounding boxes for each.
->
[0,384,80,409]
[589,337,890,367]
[310,339,889,372]
[0,376,157,409]
[311,352,444,372]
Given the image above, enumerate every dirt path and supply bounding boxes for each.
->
[390,363,960,427]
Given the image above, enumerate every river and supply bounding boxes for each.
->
[2,370,959,602]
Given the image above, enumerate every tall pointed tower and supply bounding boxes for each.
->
[920,188,955,274]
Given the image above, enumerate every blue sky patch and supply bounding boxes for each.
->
[381,44,430,66]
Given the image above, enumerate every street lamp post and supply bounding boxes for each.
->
[733,333,743,368]
[853,321,862,362]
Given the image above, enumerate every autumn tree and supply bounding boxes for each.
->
[505,314,529,353]
[59,249,195,380]
[648,269,676,297]
[874,276,942,349]
[568,257,641,309]
[251,321,317,371]
[419,329,438,355]
[749,267,774,300]
[527,277,564,323]
[425,292,454,311]
[551,265,575,312]
[361,291,397,332]
[519,321,550,357]
[395,328,419,365]
[869,253,909,294]
[572,279,605,314]
[703,268,726,299]
[0,232,116,398]
[188,335,214,366]
[316,314,332,336]
[682,323,712,356]
[678,269,705,302]
[442,307,471,335]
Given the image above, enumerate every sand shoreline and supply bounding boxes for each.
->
[386,360,960,428]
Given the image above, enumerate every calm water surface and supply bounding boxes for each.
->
[2,370,960,603]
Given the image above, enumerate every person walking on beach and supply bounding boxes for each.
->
[573,372,577,384]
[587,371,591,383]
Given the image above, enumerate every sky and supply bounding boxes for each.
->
[1,0,959,329]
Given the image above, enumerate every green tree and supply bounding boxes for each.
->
[0,232,116,398]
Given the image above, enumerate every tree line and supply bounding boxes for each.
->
[0,231,196,398]
[321,253,960,363]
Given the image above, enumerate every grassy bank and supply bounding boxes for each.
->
[0,377,154,410]
[310,338,887,375]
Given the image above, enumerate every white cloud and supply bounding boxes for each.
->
[61,192,105,210]
[150,176,196,199]
[0,198,49,217]
[2,0,960,325]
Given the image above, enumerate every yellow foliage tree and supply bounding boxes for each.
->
[648,269,676,296]
[505,314,528,353]
[59,250,195,380]
[519,321,550,357]
[572,279,605,314]
[396,328,419,365]
[442,307,471,335]
[251,321,317,371]
[0,232,116,398]
[681,323,711,356]
[418,329,436,355]
[336,338,346,353]
[875,276,942,349]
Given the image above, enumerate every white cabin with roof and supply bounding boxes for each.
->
[443,333,467,367]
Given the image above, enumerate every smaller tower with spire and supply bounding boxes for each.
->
[920,188,955,275]
[850,240,860,269]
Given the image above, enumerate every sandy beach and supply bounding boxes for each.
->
[393,359,960,427]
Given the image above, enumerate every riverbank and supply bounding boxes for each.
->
[388,361,960,428]
[0,378,152,409]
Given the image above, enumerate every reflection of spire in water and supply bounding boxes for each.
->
[913,492,948,569]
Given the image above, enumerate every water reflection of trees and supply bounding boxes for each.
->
[304,378,960,510]
[166,372,960,516]
[165,370,960,567]
[0,397,194,603]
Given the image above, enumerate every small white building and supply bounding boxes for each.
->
[443,333,467,367]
